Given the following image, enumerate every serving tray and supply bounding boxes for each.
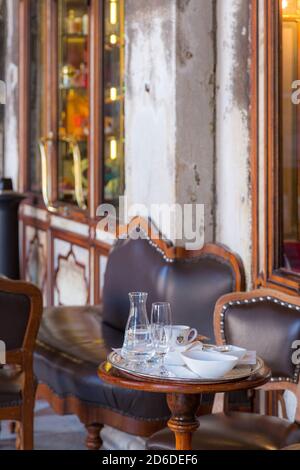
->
[107,350,263,384]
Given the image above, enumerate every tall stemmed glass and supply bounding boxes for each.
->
[151,302,173,377]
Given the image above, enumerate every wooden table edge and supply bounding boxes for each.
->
[98,361,271,395]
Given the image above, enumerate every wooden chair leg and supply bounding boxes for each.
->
[9,421,16,434]
[265,390,279,417]
[85,423,103,450]
[15,422,21,450]
[19,401,34,450]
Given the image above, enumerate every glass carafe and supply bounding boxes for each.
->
[121,292,154,362]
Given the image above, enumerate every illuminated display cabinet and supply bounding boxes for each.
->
[19,0,125,306]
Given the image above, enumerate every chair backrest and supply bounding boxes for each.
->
[0,277,43,364]
[214,288,300,420]
[102,220,244,341]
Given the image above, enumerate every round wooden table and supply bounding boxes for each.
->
[98,359,271,451]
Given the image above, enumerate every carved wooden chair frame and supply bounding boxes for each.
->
[212,288,300,422]
[0,277,43,449]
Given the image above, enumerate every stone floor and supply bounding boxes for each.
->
[0,400,146,450]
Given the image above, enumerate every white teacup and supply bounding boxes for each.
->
[166,325,198,348]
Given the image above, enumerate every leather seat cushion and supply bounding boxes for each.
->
[146,412,300,450]
[34,306,170,421]
[37,305,110,365]
[0,366,23,408]
[34,343,170,421]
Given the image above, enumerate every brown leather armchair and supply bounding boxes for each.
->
[0,277,43,449]
[147,288,300,450]
[34,223,245,449]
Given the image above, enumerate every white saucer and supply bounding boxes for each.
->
[165,342,203,366]
[165,349,186,366]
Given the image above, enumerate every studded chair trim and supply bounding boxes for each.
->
[218,294,300,384]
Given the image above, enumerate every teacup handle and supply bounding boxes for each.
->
[187,328,198,343]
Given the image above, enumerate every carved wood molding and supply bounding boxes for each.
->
[115,216,245,291]
[25,232,47,293]
[54,246,89,306]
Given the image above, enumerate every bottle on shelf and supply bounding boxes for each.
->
[74,16,82,34]
[104,116,114,135]
[61,64,76,88]
[59,111,66,137]
[82,14,88,35]
[65,10,76,34]
[65,89,89,140]
[79,63,88,88]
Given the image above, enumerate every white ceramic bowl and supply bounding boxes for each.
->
[165,342,204,366]
[180,350,239,379]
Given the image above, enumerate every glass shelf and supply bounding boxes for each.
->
[104,43,123,51]
[59,85,88,91]
[104,95,124,105]
[63,33,88,39]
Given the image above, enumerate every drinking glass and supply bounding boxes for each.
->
[151,302,173,377]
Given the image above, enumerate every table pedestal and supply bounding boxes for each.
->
[167,393,200,451]
[98,359,271,451]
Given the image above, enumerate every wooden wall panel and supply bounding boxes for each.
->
[23,225,48,303]
[52,235,90,306]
